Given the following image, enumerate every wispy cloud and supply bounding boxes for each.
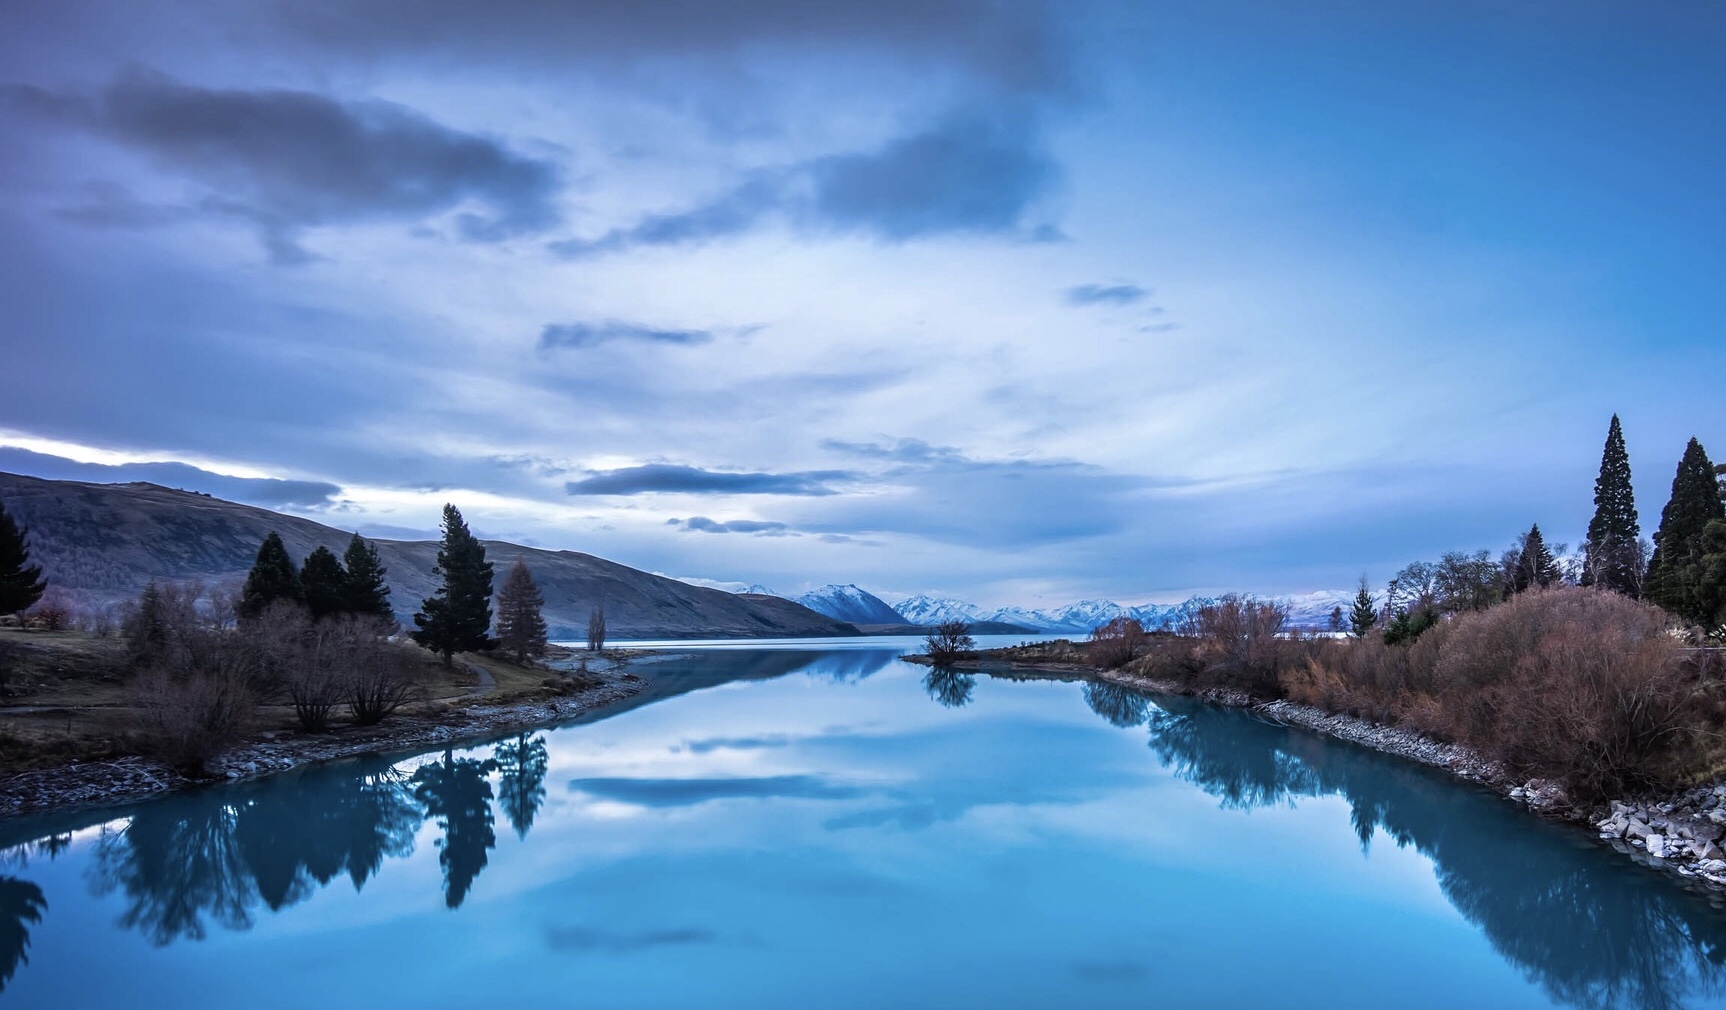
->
[670,517,792,535]
[1066,283,1147,307]
[539,321,713,350]
[566,464,852,496]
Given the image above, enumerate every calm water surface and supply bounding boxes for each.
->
[3,639,1726,1009]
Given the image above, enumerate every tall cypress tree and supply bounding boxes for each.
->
[240,532,302,619]
[1647,438,1726,623]
[1581,414,1643,596]
[412,505,494,665]
[0,501,46,624]
[341,533,393,619]
[1348,575,1376,638]
[299,546,348,619]
[494,558,547,665]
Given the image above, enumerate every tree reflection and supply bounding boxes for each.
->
[1138,693,1726,1010]
[923,667,976,708]
[493,733,550,839]
[1082,681,1152,728]
[91,794,256,945]
[89,757,425,943]
[413,750,500,908]
[0,877,46,993]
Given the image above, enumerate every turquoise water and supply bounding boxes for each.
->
[3,642,1726,1009]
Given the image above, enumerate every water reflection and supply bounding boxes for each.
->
[494,733,551,839]
[0,877,46,992]
[1082,681,1151,729]
[923,667,976,708]
[413,751,500,909]
[1138,693,1726,1010]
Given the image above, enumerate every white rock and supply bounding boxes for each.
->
[1648,835,1668,858]
[1628,819,1653,839]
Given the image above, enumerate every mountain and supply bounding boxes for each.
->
[793,584,905,625]
[891,594,982,625]
[736,584,779,596]
[899,591,1353,635]
[0,472,857,641]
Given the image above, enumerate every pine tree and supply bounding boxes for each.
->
[1581,414,1643,596]
[1348,576,1377,638]
[0,501,46,625]
[1647,438,1726,624]
[1508,524,1560,594]
[341,533,393,619]
[412,505,495,665]
[299,546,348,619]
[239,532,302,619]
[494,558,547,665]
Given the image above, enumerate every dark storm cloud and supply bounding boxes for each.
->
[538,321,713,351]
[6,70,561,261]
[670,517,792,536]
[566,464,852,496]
[567,775,865,807]
[550,108,1057,257]
[0,447,341,509]
[1066,283,1147,306]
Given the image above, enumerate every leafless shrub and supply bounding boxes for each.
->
[24,588,76,631]
[250,603,409,730]
[923,620,975,664]
[131,629,262,773]
[1087,616,1147,669]
[587,603,607,653]
[1183,594,1291,696]
[120,580,207,667]
[346,635,421,726]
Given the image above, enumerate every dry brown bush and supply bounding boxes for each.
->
[1087,617,1146,669]
[131,629,262,773]
[1183,594,1293,696]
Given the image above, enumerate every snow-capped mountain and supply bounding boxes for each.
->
[894,591,1355,633]
[793,584,905,625]
[891,594,983,625]
[734,584,779,596]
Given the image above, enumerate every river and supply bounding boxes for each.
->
[1,638,1723,1009]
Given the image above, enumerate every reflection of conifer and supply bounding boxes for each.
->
[0,877,46,993]
[493,733,550,839]
[412,750,499,908]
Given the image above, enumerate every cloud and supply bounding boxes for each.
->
[538,321,713,351]
[1066,283,1147,307]
[551,108,1057,257]
[544,926,718,954]
[670,517,792,536]
[680,734,793,754]
[567,774,865,807]
[0,447,341,509]
[566,464,852,496]
[818,437,965,464]
[7,69,561,262]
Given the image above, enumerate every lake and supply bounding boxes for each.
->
[2,638,1725,1009]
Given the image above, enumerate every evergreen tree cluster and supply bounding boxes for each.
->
[1645,437,1726,633]
[239,532,393,622]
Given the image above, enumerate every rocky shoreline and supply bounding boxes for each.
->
[908,652,1726,891]
[0,668,644,823]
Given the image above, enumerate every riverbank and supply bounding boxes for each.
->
[906,651,1726,890]
[0,659,645,821]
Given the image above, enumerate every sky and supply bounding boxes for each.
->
[1,1,1723,608]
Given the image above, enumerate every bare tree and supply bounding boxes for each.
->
[923,620,975,663]
[1088,616,1146,668]
[495,558,548,665]
[586,602,606,653]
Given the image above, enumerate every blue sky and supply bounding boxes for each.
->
[0,1,1721,608]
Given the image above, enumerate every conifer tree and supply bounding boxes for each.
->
[1348,576,1377,638]
[1581,414,1643,596]
[239,532,302,619]
[1508,524,1560,594]
[299,546,348,620]
[1647,438,1726,624]
[412,505,494,665]
[0,501,45,625]
[341,533,393,619]
[494,558,547,665]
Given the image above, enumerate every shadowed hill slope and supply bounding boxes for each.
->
[0,472,857,640]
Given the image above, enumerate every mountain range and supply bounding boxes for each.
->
[890,590,1355,634]
[0,472,855,641]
